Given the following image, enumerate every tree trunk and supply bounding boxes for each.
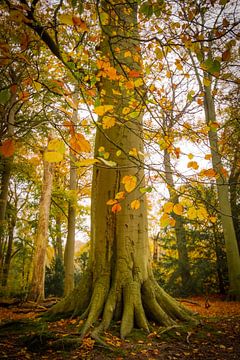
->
[55,212,63,261]
[64,108,78,296]
[163,150,192,294]
[1,209,16,287]
[48,1,195,338]
[203,83,240,298]
[28,159,54,302]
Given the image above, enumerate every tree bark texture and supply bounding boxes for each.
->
[49,0,195,338]
[28,159,54,302]
[203,84,240,298]
[163,149,193,294]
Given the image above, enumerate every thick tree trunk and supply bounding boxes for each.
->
[28,159,54,302]
[203,84,240,298]
[48,0,195,338]
[163,150,192,294]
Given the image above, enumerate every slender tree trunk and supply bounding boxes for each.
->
[49,1,195,338]
[28,159,54,302]
[64,107,78,296]
[229,161,240,253]
[203,84,240,298]
[55,213,63,260]
[1,210,16,286]
[163,150,192,294]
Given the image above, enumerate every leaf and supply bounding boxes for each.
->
[76,159,99,167]
[188,153,194,160]
[44,151,63,163]
[129,148,138,157]
[204,154,212,160]
[173,203,183,216]
[98,158,117,167]
[163,202,174,214]
[122,175,137,193]
[106,199,118,205]
[203,77,211,87]
[197,207,208,220]
[128,70,141,78]
[130,199,140,210]
[0,89,11,105]
[139,186,152,193]
[72,16,89,31]
[187,207,197,220]
[0,139,15,157]
[112,203,122,213]
[134,78,143,87]
[32,81,42,92]
[59,14,75,26]
[222,49,231,61]
[70,133,91,153]
[94,105,114,116]
[102,116,116,129]
[209,216,217,223]
[48,139,65,154]
[115,191,125,200]
[160,213,171,228]
[203,58,221,75]
[187,161,199,170]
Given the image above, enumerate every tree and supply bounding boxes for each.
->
[47,0,194,338]
[28,155,54,301]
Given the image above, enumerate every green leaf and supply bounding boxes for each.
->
[139,186,152,193]
[203,58,221,75]
[0,89,11,105]
[140,1,154,17]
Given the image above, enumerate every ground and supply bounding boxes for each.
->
[0,296,240,359]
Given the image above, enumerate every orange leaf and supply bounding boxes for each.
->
[121,175,137,193]
[173,203,183,216]
[70,133,91,153]
[0,139,15,157]
[112,203,122,213]
[128,70,141,78]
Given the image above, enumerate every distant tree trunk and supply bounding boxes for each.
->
[213,227,227,295]
[163,150,192,294]
[229,158,240,253]
[49,1,195,338]
[64,107,78,296]
[153,232,160,262]
[203,83,240,299]
[1,208,16,286]
[28,159,54,302]
[55,213,63,260]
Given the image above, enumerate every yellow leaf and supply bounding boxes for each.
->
[134,78,143,87]
[187,161,199,170]
[163,202,174,214]
[102,116,116,129]
[103,152,110,159]
[188,153,194,160]
[197,207,208,220]
[44,151,63,163]
[124,51,131,57]
[106,199,118,205]
[187,207,197,220]
[59,14,74,26]
[48,139,65,154]
[203,77,211,87]
[116,150,122,157]
[173,203,183,216]
[122,175,137,193]
[112,89,121,95]
[32,81,42,92]
[98,146,105,153]
[209,216,217,223]
[160,213,171,228]
[131,199,140,210]
[76,159,99,167]
[115,191,125,200]
[129,148,138,157]
[122,107,130,115]
[94,105,113,116]
[169,218,176,227]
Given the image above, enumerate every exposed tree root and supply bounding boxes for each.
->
[47,272,198,340]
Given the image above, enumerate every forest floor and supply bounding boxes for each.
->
[0,296,240,359]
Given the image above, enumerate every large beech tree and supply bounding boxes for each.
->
[48,0,194,338]
[3,0,195,337]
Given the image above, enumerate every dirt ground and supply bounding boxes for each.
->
[0,296,239,359]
